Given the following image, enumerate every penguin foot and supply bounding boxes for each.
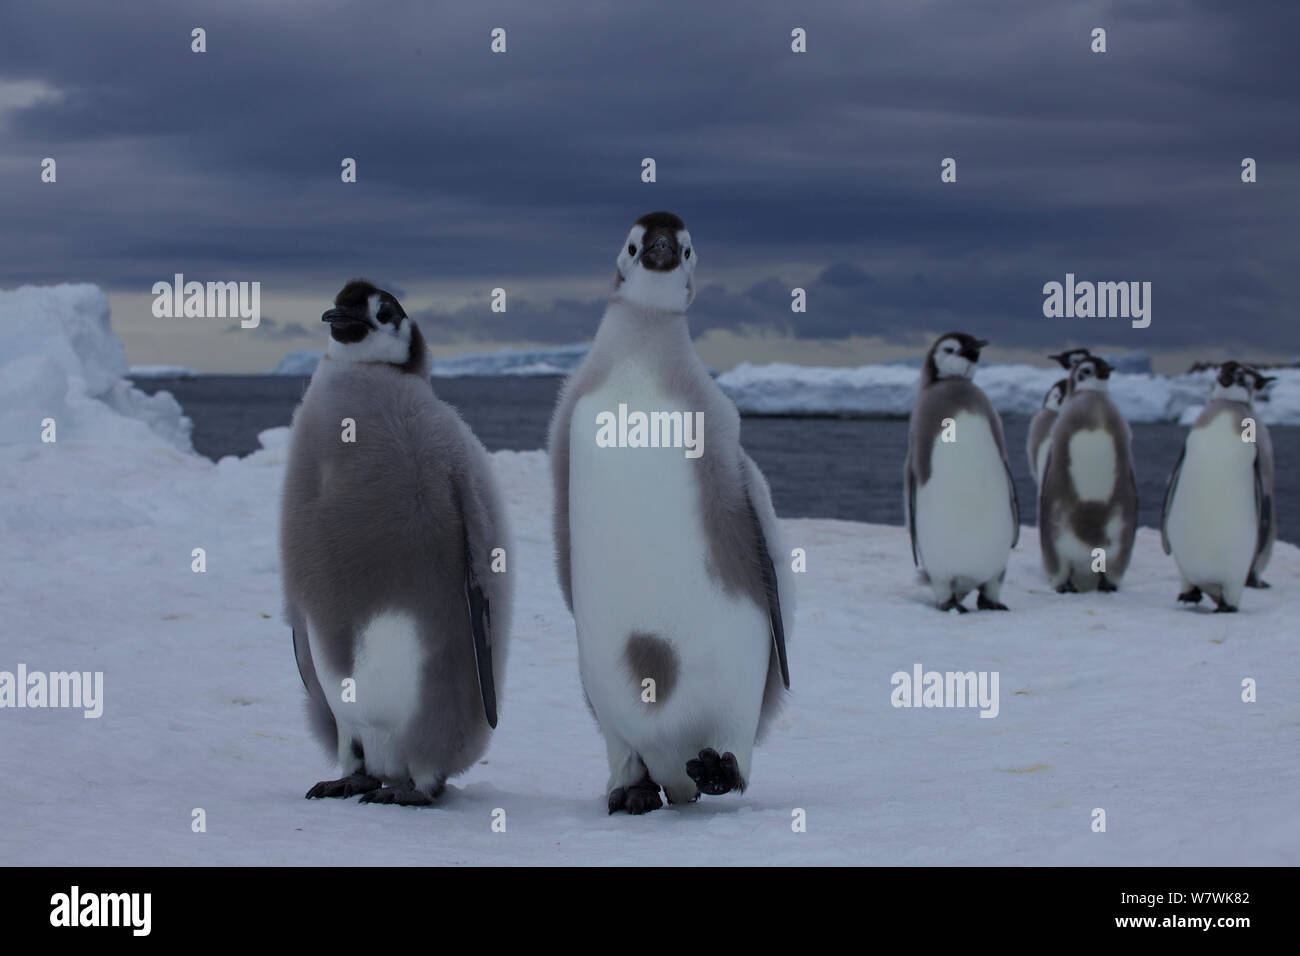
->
[1213,603,1239,614]
[1055,581,1077,594]
[1177,587,1203,604]
[1097,576,1119,593]
[608,777,663,815]
[1246,573,1270,589]
[305,772,382,800]
[937,597,969,614]
[359,785,438,806]
[976,594,1009,611]
[686,748,744,796]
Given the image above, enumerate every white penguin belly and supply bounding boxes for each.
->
[568,364,768,753]
[1067,429,1116,502]
[308,609,425,780]
[915,412,1014,585]
[1167,417,1257,586]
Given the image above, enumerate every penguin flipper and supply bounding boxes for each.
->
[1002,454,1020,548]
[1160,445,1186,555]
[463,555,498,729]
[905,458,919,566]
[453,482,498,729]
[1254,451,1272,559]
[746,488,790,691]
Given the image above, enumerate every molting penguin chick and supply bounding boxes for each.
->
[1161,361,1275,610]
[281,279,513,805]
[1038,355,1138,593]
[1047,347,1092,370]
[1027,379,1069,485]
[904,333,1020,613]
[549,211,792,814]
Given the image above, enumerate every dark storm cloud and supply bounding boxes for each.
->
[1,0,1297,351]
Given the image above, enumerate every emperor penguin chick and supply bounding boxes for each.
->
[1161,361,1275,611]
[1039,355,1138,593]
[1027,379,1068,485]
[281,280,512,805]
[548,211,793,814]
[904,333,1020,613]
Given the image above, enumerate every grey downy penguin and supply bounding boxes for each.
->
[904,333,1019,613]
[1161,361,1274,611]
[1038,355,1138,593]
[548,211,793,814]
[1027,378,1068,485]
[1048,347,1092,371]
[281,279,512,805]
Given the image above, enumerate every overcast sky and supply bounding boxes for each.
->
[1,0,1296,372]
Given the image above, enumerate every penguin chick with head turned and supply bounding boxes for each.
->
[1161,361,1275,611]
[1038,355,1138,593]
[1027,379,1068,486]
[1048,347,1092,371]
[904,333,1020,613]
[548,211,792,814]
[280,279,513,805]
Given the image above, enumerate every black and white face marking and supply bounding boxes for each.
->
[1047,347,1092,370]
[1044,379,1068,411]
[927,332,987,381]
[1069,355,1112,394]
[614,210,696,312]
[1212,360,1271,402]
[322,279,417,367]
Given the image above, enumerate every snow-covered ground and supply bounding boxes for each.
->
[3,285,1298,865]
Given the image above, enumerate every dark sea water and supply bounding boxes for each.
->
[132,374,1297,543]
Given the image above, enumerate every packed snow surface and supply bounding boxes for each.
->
[3,286,1297,865]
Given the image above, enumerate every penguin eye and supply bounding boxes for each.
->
[628,244,636,256]
[684,248,691,260]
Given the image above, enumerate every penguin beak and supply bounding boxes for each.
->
[639,234,679,271]
[1047,351,1066,364]
[321,307,372,330]
[960,340,987,360]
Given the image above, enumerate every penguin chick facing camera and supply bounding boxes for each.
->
[1038,355,1138,594]
[548,211,793,815]
[904,333,1020,613]
[1161,361,1276,612]
[280,279,513,805]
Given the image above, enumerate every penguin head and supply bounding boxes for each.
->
[613,211,695,313]
[1043,379,1068,411]
[321,279,426,371]
[1213,360,1273,402]
[1068,355,1112,394]
[1047,347,1091,370]
[926,333,987,382]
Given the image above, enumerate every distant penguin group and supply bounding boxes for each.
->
[904,338,1278,612]
[276,212,1282,814]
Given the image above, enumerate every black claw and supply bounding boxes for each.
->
[1055,580,1078,594]
[977,594,1009,611]
[1213,604,1239,614]
[937,597,969,614]
[686,748,744,796]
[358,787,435,806]
[1097,576,1118,593]
[1246,573,1270,589]
[1177,587,1203,604]
[305,772,382,800]
[608,776,662,815]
